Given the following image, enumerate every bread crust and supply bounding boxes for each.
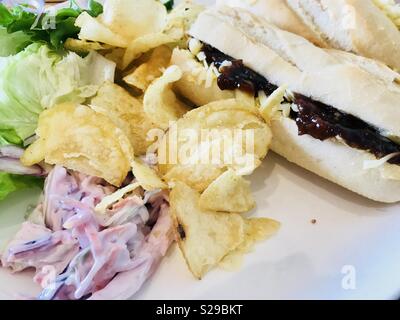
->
[220,0,400,71]
[271,116,400,203]
[189,6,400,137]
[292,0,400,71]
[188,6,400,202]
[216,0,328,47]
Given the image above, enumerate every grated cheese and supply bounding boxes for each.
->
[363,152,400,169]
[95,182,141,214]
[373,0,400,29]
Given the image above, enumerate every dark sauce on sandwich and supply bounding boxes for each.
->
[202,44,278,96]
[201,43,400,165]
[293,94,400,164]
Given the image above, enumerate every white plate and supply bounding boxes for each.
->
[1,0,400,300]
[1,152,400,300]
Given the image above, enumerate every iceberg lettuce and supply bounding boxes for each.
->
[0,28,32,57]
[0,172,43,201]
[0,43,116,142]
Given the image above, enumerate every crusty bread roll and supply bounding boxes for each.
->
[271,117,400,203]
[188,6,400,202]
[216,0,328,47]
[190,6,400,136]
[218,0,400,71]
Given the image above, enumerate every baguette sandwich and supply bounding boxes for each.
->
[173,5,400,203]
[217,0,400,71]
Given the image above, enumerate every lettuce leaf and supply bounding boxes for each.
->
[0,28,32,57]
[161,0,175,11]
[0,43,116,141]
[87,0,104,17]
[0,1,103,51]
[0,129,22,147]
[0,172,43,201]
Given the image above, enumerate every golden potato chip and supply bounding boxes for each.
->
[21,103,133,186]
[157,99,272,190]
[75,12,129,47]
[220,218,280,269]
[101,0,167,41]
[235,90,257,109]
[163,165,225,192]
[131,158,167,191]
[76,0,171,57]
[143,65,190,130]
[199,169,255,213]
[118,0,204,69]
[21,138,46,166]
[64,38,112,54]
[123,46,172,91]
[244,218,281,244]
[164,0,205,41]
[122,33,176,70]
[170,99,257,129]
[157,121,232,191]
[170,48,235,106]
[90,82,157,155]
[104,48,126,70]
[178,100,271,166]
[170,182,245,279]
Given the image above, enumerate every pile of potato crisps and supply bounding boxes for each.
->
[21,0,280,279]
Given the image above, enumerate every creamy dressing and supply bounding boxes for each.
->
[1,166,173,300]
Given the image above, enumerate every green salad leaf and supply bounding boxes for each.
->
[0,0,109,203]
[0,43,116,142]
[161,0,175,11]
[0,172,43,201]
[87,0,104,17]
[0,3,14,26]
[0,28,32,57]
[0,0,103,51]
[0,129,22,147]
